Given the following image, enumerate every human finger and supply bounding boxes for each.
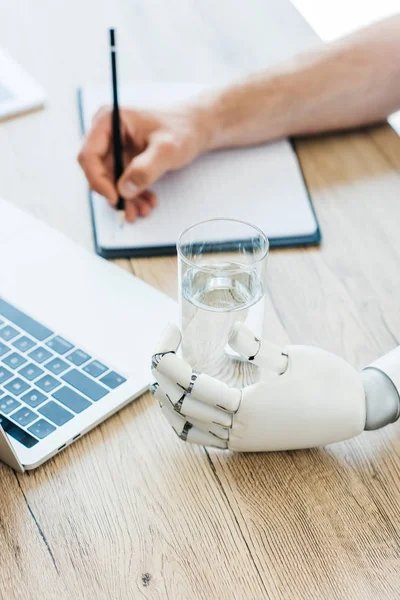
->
[124,198,139,222]
[123,191,157,222]
[118,135,177,200]
[143,189,158,207]
[78,114,119,206]
[136,194,152,218]
[79,156,118,206]
[138,190,158,216]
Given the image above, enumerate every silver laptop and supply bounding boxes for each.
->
[0,198,176,471]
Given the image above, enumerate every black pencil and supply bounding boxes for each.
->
[109,28,125,218]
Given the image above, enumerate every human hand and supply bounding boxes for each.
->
[78,105,210,222]
[151,323,366,451]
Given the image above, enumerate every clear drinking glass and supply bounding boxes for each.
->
[177,219,269,389]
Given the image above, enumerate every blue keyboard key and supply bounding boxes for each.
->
[83,360,107,378]
[5,378,30,396]
[21,389,47,408]
[0,367,14,385]
[66,349,91,366]
[39,401,73,426]
[12,407,37,427]
[0,298,53,341]
[36,375,60,393]
[46,336,73,355]
[3,352,27,369]
[13,336,36,352]
[0,325,19,341]
[28,347,53,364]
[0,342,10,358]
[19,363,44,381]
[52,386,91,413]
[100,371,126,389]
[62,369,108,401]
[28,419,56,439]
[0,414,39,448]
[45,358,69,375]
[0,395,21,414]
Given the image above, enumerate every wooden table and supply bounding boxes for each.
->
[1,1,400,598]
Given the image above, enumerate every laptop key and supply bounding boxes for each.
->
[52,386,91,413]
[13,336,36,352]
[36,375,60,393]
[28,419,56,439]
[39,401,73,426]
[5,378,30,396]
[0,414,39,448]
[0,342,10,358]
[3,352,27,369]
[100,371,126,390]
[0,298,53,341]
[46,336,74,355]
[21,389,47,408]
[0,395,21,414]
[83,360,107,378]
[28,346,53,364]
[45,358,69,376]
[66,349,91,366]
[62,369,108,401]
[0,367,13,385]
[0,325,19,341]
[19,363,44,381]
[12,407,37,427]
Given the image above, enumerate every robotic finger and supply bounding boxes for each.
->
[158,393,229,440]
[153,352,241,412]
[159,399,228,448]
[185,426,228,448]
[151,373,232,427]
[228,322,288,374]
[154,323,182,354]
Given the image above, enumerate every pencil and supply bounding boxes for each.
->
[109,28,125,221]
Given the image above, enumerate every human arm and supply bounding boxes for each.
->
[200,15,400,150]
[78,16,400,221]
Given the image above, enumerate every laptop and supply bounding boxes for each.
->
[0,198,177,472]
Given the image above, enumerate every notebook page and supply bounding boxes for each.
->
[81,84,318,251]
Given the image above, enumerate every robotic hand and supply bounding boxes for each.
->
[151,323,400,451]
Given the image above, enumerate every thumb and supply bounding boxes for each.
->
[118,136,176,199]
[228,322,288,373]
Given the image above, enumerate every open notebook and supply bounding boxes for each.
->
[78,83,320,258]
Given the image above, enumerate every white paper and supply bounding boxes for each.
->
[0,48,45,120]
[80,83,318,251]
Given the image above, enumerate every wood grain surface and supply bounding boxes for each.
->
[0,1,400,599]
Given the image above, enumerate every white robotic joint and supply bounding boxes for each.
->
[362,347,400,430]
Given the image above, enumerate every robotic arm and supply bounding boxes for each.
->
[151,323,400,451]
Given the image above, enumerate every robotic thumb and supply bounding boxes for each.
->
[228,322,288,374]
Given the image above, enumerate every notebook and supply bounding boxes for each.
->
[78,83,321,258]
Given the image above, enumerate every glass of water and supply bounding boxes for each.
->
[177,219,269,388]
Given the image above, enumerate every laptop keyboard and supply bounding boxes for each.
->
[0,298,126,449]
